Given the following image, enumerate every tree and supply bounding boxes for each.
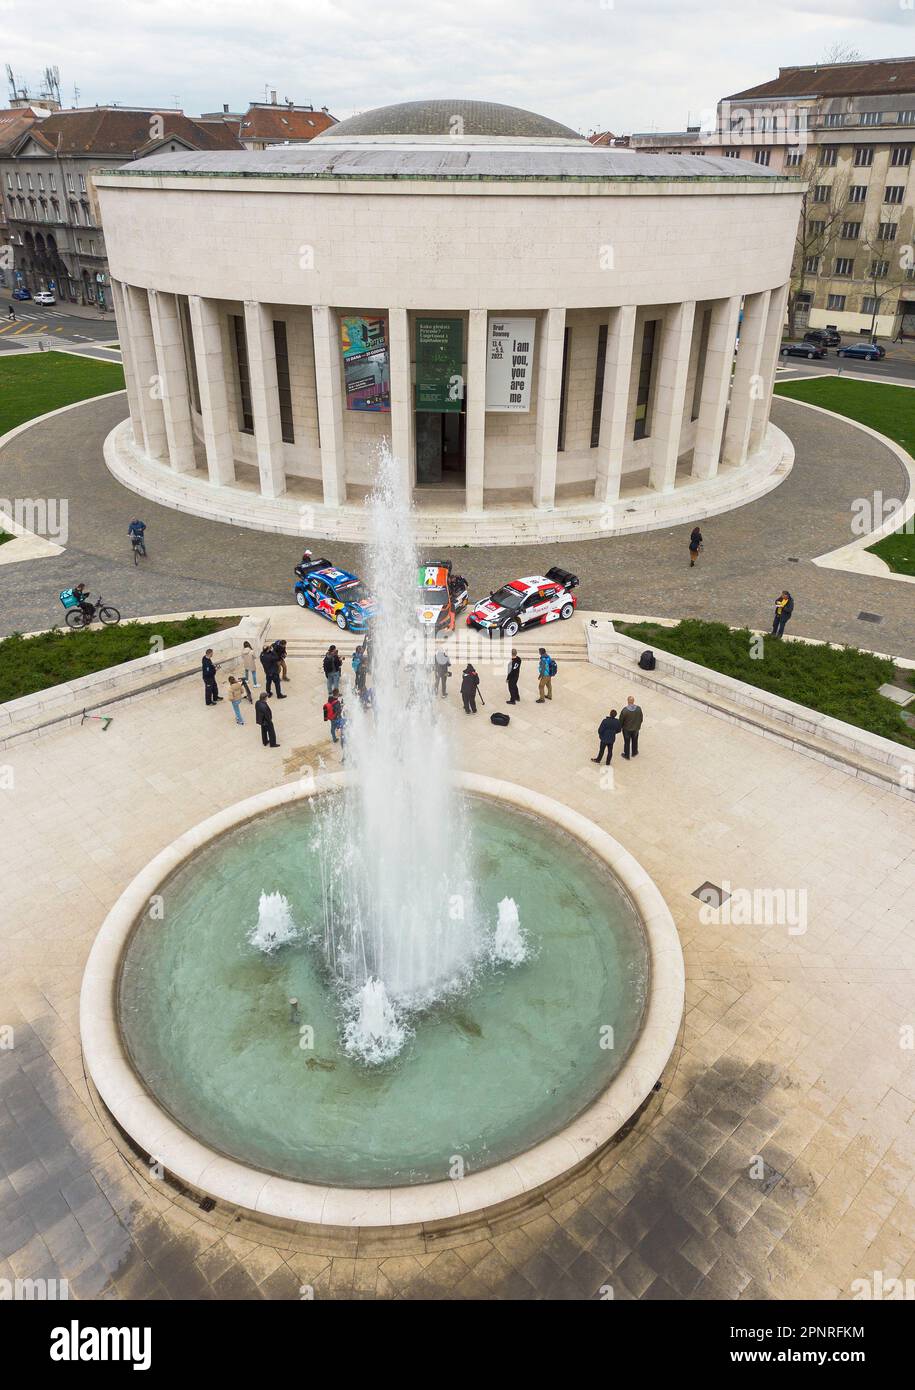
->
[787,155,851,337]
[820,44,863,66]
[858,224,907,341]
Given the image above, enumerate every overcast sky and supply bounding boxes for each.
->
[3,0,915,134]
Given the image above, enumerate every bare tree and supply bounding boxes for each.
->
[857,224,907,341]
[787,156,851,337]
[820,44,863,66]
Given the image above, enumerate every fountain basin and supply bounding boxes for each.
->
[80,773,684,1227]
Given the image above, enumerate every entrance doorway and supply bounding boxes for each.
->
[415,410,465,486]
[897,301,915,339]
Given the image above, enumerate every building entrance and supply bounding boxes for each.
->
[415,409,466,486]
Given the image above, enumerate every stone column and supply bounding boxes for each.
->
[691,294,741,480]
[243,300,286,499]
[465,309,487,510]
[533,307,566,509]
[188,296,235,486]
[749,283,789,455]
[108,279,143,443]
[148,288,196,473]
[121,285,168,461]
[594,304,637,506]
[311,304,346,508]
[388,308,414,498]
[721,289,770,467]
[649,299,696,493]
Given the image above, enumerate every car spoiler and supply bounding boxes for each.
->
[545,566,580,590]
[294,558,333,577]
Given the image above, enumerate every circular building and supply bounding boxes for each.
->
[96,99,802,544]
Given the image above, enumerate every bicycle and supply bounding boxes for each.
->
[131,533,147,564]
[65,596,121,630]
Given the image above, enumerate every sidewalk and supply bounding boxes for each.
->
[0,286,115,320]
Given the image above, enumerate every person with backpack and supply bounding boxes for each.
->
[433,645,451,698]
[324,692,343,743]
[260,643,285,699]
[202,649,221,706]
[323,644,342,695]
[461,664,482,714]
[772,590,794,639]
[592,709,622,765]
[688,526,703,568]
[536,648,556,703]
[619,695,643,759]
[506,649,522,704]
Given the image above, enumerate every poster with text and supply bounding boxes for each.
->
[341,315,390,412]
[415,317,464,412]
[485,316,536,412]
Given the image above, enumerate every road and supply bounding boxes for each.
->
[0,290,117,350]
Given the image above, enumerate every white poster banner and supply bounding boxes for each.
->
[485,316,536,412]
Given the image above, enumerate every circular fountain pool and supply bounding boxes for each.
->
[81,774,684,1226]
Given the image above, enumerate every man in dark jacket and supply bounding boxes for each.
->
[507,649,522,704]
[323,645,342,695]
[772,590,794,639]
[592,709,622,765]
[202,649,221,705]
[261,643,285,699]
[461,665,481,714]
[255,694,278,748]
[619,695,643,759]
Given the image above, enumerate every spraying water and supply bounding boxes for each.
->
[249,892,298,953]
[492,897,527,966]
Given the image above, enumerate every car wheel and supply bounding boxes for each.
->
[807,352,816,358]
[560,602,574,621]
[336,613,348,631]
[295,591,307,608]
[502,618,520,639]
[780,348,787,356]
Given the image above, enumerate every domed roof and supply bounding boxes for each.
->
[319,99,584,142]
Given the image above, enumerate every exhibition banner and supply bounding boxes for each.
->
[415,317,464,412]
[485,316,536,412]
[340,315,390,412]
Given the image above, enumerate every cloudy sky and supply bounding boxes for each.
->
[3,0,915,134]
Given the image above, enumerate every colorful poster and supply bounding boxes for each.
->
[415,317,464,413]
[485,316,536,412]
[341,315,390,412]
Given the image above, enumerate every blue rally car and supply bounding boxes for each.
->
[293,557,379,632]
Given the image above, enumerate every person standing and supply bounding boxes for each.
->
[202,649,221,706]
[772,590,794,639]
[272,638,289,682]
[507,649,522,705]
[255,693,278,748]
[536,648,555,703]
[226,676,247,725]
[619,695,643,759]
[591,709,622,765]
[242,640,259,691]
[433,646,451,698]
[324,692,343,743]
[352,642,366,695]
[688,527,703,568]
[323,645,342,696]
[461,664,481,714]
[261,643,285,699]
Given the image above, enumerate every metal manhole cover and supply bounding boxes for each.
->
[858,612,882,623]
[692,881,730,909]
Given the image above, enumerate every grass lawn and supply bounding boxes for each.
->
[0,351,125,436]
[616,618,915,749]
[774,375,915,575]
[0,530,13,545]
[0,617,239,704]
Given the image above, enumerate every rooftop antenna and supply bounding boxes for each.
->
[73,84,80,107]
[5,63,18,103]
[41,65,61,106]
[172,93,180,109]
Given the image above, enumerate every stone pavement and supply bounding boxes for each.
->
[0,611,913,1300]
[0,392,914,657]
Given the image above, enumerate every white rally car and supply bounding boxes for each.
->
[466,567,579,638]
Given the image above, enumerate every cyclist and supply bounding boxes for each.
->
[60,583,94,623]
[128,518,147,557]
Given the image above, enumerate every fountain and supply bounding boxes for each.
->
[491,897,527,966]
[248,891,297,953]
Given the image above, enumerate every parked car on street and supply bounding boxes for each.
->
[33,291,56,306]
[837,342,886,360]
[11,287,31,301]
[780,342,827,360]
[803,328,841,347]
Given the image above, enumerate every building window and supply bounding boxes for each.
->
[66,173,74,191]
[840,221,861,239]
[819,147,838,167]
[785,148,803,167]
[849,185,868,203]
[824,113,845,127]
[557,327,571,452]
[755,149,771,166]
[808,218,825,237]
[870,260,889,279]
[76,238,84,253]
[49,172,56,191]
[690,308,711,422]
[853,147,874,167]
[232,314,254,433]
[4,174,9,190]
[78,173,86,192]
[38,174,44,191]
[50,198,59,220]
[862,296,879,315]
[897,110,915,125]
[804,255,820,274]
[884,185,905,204]
[15,172,21,189]
[826,294,846,311]
[590,323,607,448]
[633,319,659,441]
[723,148,740,158]
[891,146,912,167]
[812,184,830,203]
[878,222,898,241]
[69,201,78,223]
[860,111,881,126]
[272,320,295,443]
[834,257,854,276]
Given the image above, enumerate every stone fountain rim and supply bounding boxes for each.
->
[79,771,685,1229]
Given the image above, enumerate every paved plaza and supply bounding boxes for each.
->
[1,609,913,1301]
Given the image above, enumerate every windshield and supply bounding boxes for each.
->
[417,587,447,604]
[489,586,524,610]
[337,581,370,604]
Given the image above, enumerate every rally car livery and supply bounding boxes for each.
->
[293,560,379,632]
[467,567,579,637]
[416,561,470,633]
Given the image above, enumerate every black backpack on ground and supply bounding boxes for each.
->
[490,712,510,726]
[638,650,656,671]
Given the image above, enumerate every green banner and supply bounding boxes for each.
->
[415,317,464,413]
